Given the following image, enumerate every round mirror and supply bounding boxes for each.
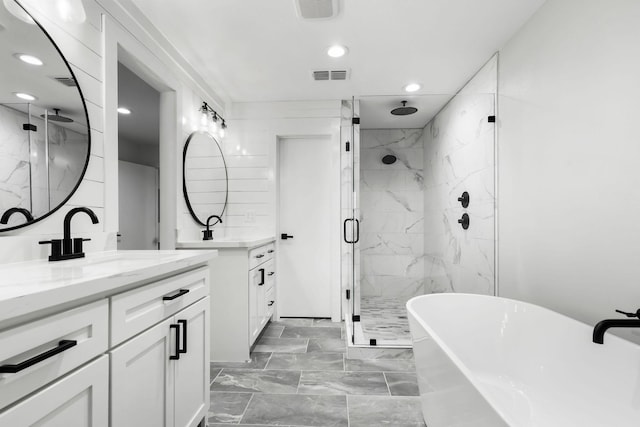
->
[0,1,90,231]
[183,131,228,227]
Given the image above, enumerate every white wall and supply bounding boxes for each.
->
[423,56,497,296]
[360,128,425,303]
[498,0,640,340]
[0,0,226,263]
[178,100,342,240]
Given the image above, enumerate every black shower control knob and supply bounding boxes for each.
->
[457,191,470,208]
[458,213,470,230]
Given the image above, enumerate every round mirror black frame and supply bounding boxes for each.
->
[182,131,228,227]
[0,1,91,232]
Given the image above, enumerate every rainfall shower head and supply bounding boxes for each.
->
[391,100,417,116]
[41,108,73,123]
[382,154,397,165]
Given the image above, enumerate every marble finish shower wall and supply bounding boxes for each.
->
[360,129,425,303]
[423,55,497,295]
[0,105,31,215]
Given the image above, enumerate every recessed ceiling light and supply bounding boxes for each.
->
[327,45,347,58]
[117,107,131,115]
[404,83,421,93]
[14,92,36,101]
[15,54,43,66]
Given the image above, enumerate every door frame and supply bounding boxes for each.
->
[104,15,181,249]
[275,135,341,322]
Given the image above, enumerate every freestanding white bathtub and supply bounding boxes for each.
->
[407,293,640,427]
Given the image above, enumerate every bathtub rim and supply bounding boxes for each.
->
[406,293,640,425]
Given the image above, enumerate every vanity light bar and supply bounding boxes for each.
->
[200,102,227,131]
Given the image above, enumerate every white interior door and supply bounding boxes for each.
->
[278,137,332,318]
[118,160,159,250]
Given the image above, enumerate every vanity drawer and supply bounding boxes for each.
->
[249,243,275,270]
[111,267,209,346]
[266,287,275,318]
[264,259,275,290]
[0,299,108,410]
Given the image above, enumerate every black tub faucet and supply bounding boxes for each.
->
[203,215,222,240]
[39,207,99,261]
[0,207,34,224]
[593,309,640,344]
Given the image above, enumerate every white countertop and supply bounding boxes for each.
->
[0,250,216,325]
[176,236,275,249]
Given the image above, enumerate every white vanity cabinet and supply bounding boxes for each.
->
[177,238,276,362]
[111,297,209,427]
[0,250,214,427]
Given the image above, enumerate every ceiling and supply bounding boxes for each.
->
[127,0,545,108]
[117,62,160,146]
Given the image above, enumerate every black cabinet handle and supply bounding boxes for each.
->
[170,324,180,360]
[353,218,360,244]
[259,268,265,286]
[268,301,275,306]
[267,249,274,253]
[0,340,77,374]
[268,271,275,276]
[163,289,189,301]
[256,254,265,259]
[177,319,188,354]
[281,233,293,240]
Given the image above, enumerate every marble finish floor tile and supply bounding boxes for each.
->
[266,353,345,371]
[211,369,301,394]
[298,371,388,395]
[241,394,348,427]
[271,318,314,327]
[345,357,415,372]
[210,352,272,370]
[210,367,222,384]
[307,337,346,353]
[280,326,342,339]
[385,372,420,396]
[347,347,415,360]
[253,337,308,353]
[347,396,426,427]
[261,324,285,338]
[207,392,252,423]
[360,296,412,345]
[312,318,342,327]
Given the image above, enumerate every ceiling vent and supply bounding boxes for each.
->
[312,69,349,81]
[295,0,339,20]
[53,76,77,87]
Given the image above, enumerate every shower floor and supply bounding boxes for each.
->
[357,296,412,346]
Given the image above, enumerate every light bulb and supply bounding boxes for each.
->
[200,111,208,129]
[219,127,225,138]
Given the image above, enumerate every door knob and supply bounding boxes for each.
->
[281,233,294,240]
[458,213,470,230]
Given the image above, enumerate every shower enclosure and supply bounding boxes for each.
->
[342,87,497,347]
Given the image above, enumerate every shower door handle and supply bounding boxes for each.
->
[343,218,359,244]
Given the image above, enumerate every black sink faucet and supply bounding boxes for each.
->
[39,207,99,261]
[0,207,34,224]
[593,309,640,344]
[202,215,222,241]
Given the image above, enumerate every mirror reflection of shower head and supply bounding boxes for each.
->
[382,154,397,165]
[41,108,73,123]
[391,100,418,116]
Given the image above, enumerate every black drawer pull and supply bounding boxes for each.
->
[267,272,275,276]
[163,289,189,301]
[177,319,188,354]
[267,249,274,253]
[268,300,275,307]
[170,324,180,360]
[255,254,265,259]
[259,268,265,286]
[0,340,77,374]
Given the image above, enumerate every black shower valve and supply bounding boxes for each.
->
[457,191,470,208]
